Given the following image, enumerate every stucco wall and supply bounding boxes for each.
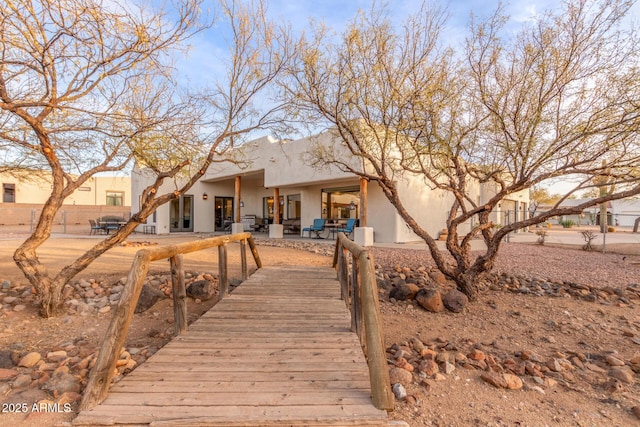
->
[130,131,530,241]
[1,171,130,206]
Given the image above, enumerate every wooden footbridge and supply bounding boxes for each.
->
[73,233,395,426]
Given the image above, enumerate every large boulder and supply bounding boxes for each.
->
[186,280,216,301]
[390,283,418,301]
[415,288,444,312]
[443,289,468,313]
[134,284,164,313]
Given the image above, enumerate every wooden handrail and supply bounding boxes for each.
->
[80,233,261,410]
[333,233,394,411]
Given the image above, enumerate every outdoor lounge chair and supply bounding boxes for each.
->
[302,218,325,238]
[336,218,357,238]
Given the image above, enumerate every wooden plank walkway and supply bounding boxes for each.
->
[73,265,390,426]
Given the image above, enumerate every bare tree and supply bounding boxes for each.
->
[1,0,292,317]
[288,0,640,300]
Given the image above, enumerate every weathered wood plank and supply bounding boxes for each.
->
[110,380,372,393]
[132,362,368,373]
[75,404,387,427]
[153,348,361,357]
[109,371,371,382]
[100,391,375,406]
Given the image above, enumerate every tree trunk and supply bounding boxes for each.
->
[37,280,66,318]
[634,217,640,233]
[14,218,143,317]
[455,269,482,301]
[13,245,66,317]
[451,239,499,301]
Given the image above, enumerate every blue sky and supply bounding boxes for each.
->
[176,0,566,86]
[177,0,640,87]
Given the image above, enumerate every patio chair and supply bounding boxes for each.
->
[336,218,357,238]
[89,219,104,235]
[302,218,325,238]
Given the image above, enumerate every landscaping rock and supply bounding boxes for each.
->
[418,359,439,376]
[0,368,18,381]
[186,280,216,301]
[18,352,41,368]
[12,373,33,389]
[389,283,416,301]
[443,289,468,313]
[45,373,81,395]
[428,270,447,285]
[609,367,635,384]
[503,373,523,389]
[481,372,509,389]
[0,350,15,369]
[389,367,413,386]
[392,383,407,400]
[134,284,165,313]
[415,288,444,312]
[46,350,67,363]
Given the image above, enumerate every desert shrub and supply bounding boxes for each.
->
[580,230,598,251]
[559,219,575,228]
[535,230,547,245]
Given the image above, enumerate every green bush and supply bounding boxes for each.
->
[559,219,575,228]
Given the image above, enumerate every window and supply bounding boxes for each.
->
[106,191,124,206]
[263,196,284,222]
[321,186,359,220]
[3,183,15,203]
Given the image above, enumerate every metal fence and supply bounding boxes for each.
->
[0,204,130,235]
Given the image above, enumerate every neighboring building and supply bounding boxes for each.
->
[0,171,130,206]
[537,197,640,227]
[0,170,131,232]
[132,132,529,243]
[537,198,600,226]
[611,198,640,227]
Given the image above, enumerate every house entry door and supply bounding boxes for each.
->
[214,197,234,231]
[170,195,194,232]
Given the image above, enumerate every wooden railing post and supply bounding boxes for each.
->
[350,252,360,335]
[247,236,263,268]
[338,247,348,302]
[218,243,228,297]
[170,254,187,335]
[80,250,151,410]
[359,251,394,411]
[332,237,340,267]
[240,239,248,281]
[333,232,394,412]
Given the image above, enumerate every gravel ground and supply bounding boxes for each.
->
[371,242,640,289]
[2,236,640,426]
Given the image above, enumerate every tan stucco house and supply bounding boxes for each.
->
[132,132,529,244]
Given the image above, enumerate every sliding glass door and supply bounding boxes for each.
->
[170,195,194,232]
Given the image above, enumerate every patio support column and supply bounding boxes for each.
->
[235,176,241,222]
[270,187,283,238]
[355,177,373,246]
[273,187,280,224]
[359,177,367,226]
[231,176,244,234]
